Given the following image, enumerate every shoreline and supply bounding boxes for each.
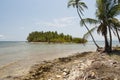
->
[0,51,92,80]
[1,50,120,80]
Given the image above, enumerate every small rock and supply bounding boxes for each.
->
[114,78,118,80]
[5,75,12,78]
[74,60,81,63]
[113,62,117,65]
[88,71,96,79]
[56,75,61,78]
[63,72,67,76]
[63,69,67,72]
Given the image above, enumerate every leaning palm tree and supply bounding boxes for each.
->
[68,0,100,49]
[81,0,120,52]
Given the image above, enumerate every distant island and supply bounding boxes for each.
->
[27,31,87,43]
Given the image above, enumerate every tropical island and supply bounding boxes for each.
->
[27,31,87,43]
[19,0,120,79]
[1,0,120,80]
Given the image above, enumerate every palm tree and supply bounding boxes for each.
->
[68,0,100,49]
[80,0,120,52]
[99,0,120,51]
[106,0,120,51]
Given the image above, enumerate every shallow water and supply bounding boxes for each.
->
[0,41,119,79]
[0,41,119,66]
[0,42,91,66]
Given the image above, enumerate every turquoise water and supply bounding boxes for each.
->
[0,41,119,66]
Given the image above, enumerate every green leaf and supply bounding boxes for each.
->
[83,27,97,39]
[80,18,99,26]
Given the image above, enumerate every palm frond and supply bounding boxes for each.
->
[78,2,87,15]
[83,27,97,39]
[108,4,120,17]
[67,0,76,8]
[96,0,107,19]
[78,7,84,15]
[80,18,99,26]
[111,27,117,36]
[110,18,120,27]
[78,2,88,9]
[97,24,103,34]
[97,23,107,35]
[67,0,87,10]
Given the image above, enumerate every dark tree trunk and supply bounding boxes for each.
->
[104,34,110,52]
[108,26,112,52]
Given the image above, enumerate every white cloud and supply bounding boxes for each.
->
[36,17,78,27]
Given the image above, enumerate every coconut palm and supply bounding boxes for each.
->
[106,0,120,51]
[80,0,120,52]
[97,0,120,52]
[68,0,100,49]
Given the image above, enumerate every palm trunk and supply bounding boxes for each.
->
[76,8,100,49]
[115,28,120,43]
[104,34,110,52]
[108,26,112,52]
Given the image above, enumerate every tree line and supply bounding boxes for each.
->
[27,31,87,43]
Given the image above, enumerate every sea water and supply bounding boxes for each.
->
[0,41,119,67]
[0,41,120,79]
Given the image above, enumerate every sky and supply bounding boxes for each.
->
[0,0,118,41]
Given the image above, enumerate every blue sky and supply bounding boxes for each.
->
[0,0,117,41]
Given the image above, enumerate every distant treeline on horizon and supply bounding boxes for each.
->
[27,31,87,43]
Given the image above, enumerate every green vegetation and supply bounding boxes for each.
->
[68,0,100,49]
[27,31,87,43]
[80,0,120,52]
[68,0,120,52]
